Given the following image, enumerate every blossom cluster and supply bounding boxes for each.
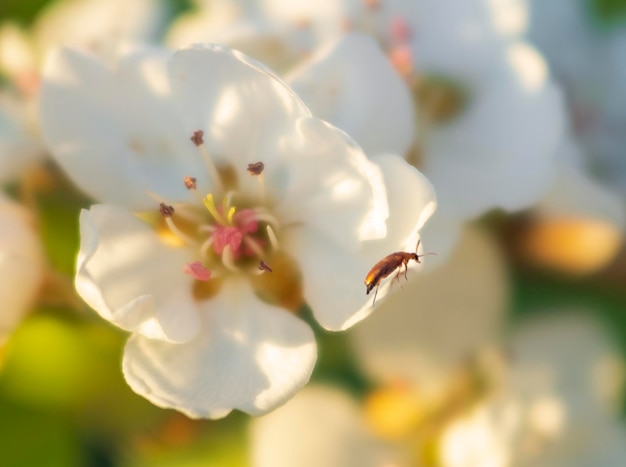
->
[0,0,625,465]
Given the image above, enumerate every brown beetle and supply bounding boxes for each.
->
[364,240,433,305]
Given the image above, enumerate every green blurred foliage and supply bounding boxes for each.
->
[588,0,626,26]
[0,400,87,467]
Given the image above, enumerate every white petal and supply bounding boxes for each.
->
[286,153,436,331]
[251,386,402,467]
[350,226,508,393]
[76,204,201,343]
[39,47,203,209]
[288,32,415,157]
[168,43,311,171]
[274,117,387,249]
[122,279,317,419]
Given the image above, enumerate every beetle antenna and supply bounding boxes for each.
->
[415,238,437,259]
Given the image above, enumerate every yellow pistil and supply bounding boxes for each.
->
[227,206,236,224]
[203,194,227,226]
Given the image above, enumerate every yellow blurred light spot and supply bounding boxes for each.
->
[364,383,425,440]
[520,218,623,275]
[528,397,564,438]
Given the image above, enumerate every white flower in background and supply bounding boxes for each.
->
[252,313,626,467]
[38,43,436,417]
[440,312,626,467]
[517,136,625,275]
[0,194,45,343]
[0,91,43,185]
[168,0,565,262]
[526,0,626,197]
[0,0,167,183]
[0,0,167,94]
[251,385,405,467]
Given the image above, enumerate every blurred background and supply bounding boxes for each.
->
[1,0,625,466]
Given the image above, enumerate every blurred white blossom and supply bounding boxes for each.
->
[527,0,626,197]
[252,313,626,467]
[440,312,626,467]
[0,194,45,343]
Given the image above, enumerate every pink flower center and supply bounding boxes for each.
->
[210,208,261,260]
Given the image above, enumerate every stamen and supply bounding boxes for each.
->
[183,261,212,281]
[222,245,239,272]
[266,225,279,251]
[191,130,223,193]
[159,202,175,217]
[184,176,206,205]
[247,162,265,176]
[165,217,198,246]
[243,236,265,258]
[200,237,214,259]
[259,260,273,273]
[199,225,217,233]
[364,0,381,11]
[224,190,236,209]
[247,162,266,201]
[184,176,197,190]
[203,194,228,226]
[226,206,236,224]
[253,210,281,229]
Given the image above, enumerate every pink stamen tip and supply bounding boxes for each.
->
[390,17,412,43]
[212,227,243,255]
[184,261,212,281]
[389,44,413,77]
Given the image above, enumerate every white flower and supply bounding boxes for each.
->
[0,194,45,343]
[38,43,436,417]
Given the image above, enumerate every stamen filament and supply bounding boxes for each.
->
[257,173,266,201]
[227,206,236,224]
[266,225,279,251]
[222,245,239,272]
[243,236,265,258]
[197,144,223,193]
[200,237,214,259]
[203,194,228,226]
[254,211,281,229]
[165,217,198,246]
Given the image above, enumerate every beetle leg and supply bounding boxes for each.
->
[403,260,409,281]
[372,284,380,306]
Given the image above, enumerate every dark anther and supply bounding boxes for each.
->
[258,260,273,273]
[247,161,265,176]
[191,130,204,146]
[184,176,197,190]
[159,202,175,217]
